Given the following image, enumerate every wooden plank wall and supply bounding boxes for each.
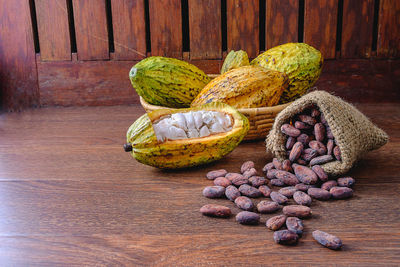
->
[1,0,400,110]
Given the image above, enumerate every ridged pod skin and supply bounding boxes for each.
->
[251,43,323,104]
[191,66,288,109]
[129,56,211,108]
[220,50,250,74]
[126,102,249,169]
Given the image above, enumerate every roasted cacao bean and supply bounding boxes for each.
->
[206,169,227,180]
[262,162,275,173]
[297,133,311,146]
[232,175,249,186]
[202,186,226,198]
[330,186,353,199]
[238,184,262,198]
[314,123,326,142]
[273,158,283,170]
[281,124,301,137]
[283,205,312,218]
[293,164,318,185]
[278,186,298,198]
[270,179,285,187]
[286,217,304,235]
[294,121,311,130]
[257,200,281,214]
[273,230,299,245]
[266,169,278,180]
[282,159,293,172]
[289,142,304,162]
[275,170,300,186]
[236,211,260,225]
[241,161,255,174]
[243,167,258,178]
[286,136,296,150]
[270,191,289,205]
[259,185,272,197]
[225,172,243,182]
[307,188,331,200]
[312,165,328,182]
[213,177,231,187]
[337,177,355,187]
[310,155,334,166]
[249,176,266,187]
[326,139,334,155]
[321,180,338,191]
[266,215,287,231]
[333,146,342,161]
[200,204,231,218]
[312,230,342,250]
[309,140,327,155]
[234,196,254,211]
[225,185,241,201]
[295,183,315,192]
[293,191,312,206]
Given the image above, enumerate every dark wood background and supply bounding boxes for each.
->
[0,0,399,111]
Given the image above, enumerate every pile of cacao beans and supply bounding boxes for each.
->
[200,107,353,250]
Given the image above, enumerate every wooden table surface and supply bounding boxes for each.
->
[0,103,399,266]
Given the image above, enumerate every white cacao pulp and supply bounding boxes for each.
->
[153,111,233,142]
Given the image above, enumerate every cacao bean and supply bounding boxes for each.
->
[262,162,275,173]
[206,169,227,180]
[232,175,249,186]
[257,200,281,214]
[239,184,262,198]
[243,167,257,178]
[312,165,328,182]
[283,205,312,218]
[266,169,278,180]
[292,164,318,185]
[275,170,300,186]
[273,158,283,170]
[213,177,232,187]
[234,196,254,211]
[337,177,355,187]
[286,217,304,235]
[282,159,293,172]
[303,148,315,154]
[281,124,301,137]
[321,180,338,191]
[333,146,342,161]
[294,121,311,130]
[241,161,254,173]
[326,126,334,139]
[225,185,241,201]
[225,172,243,182]
[270,179,285,187]
[297,158,308,165]
[249,176,266,187]
[266,215,287,231]
[259,185,272,197]
[289,142,304,162]
[202,186,225,198]
[200,204,231,218]
[301,150,318,162]
[286,136,296,150]
[307,188,331,200]
[312,230,342,250]
[293,191,312,206]
[330,186,353,199]
[241,161,255,174]
[295,183,315,192]
[310,155,334,166]
[297,133,311,146]
[298,115,317,126]
[311,108,320,118]
[236,211,260,225]
[273,230,299,245]
[270,191,288,205]
[309,140,327,155]
[327,139,334,155]
[320,113,327,124]
[314,123,326,142]
[278,186,297,198]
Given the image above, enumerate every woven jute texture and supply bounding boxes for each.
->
[266,91,389,176]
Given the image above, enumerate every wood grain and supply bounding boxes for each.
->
[227,0,259,58]
[149,0,182,58]
[0,103,399,265]
[111,0,146,60]
[304,0,338,59]
[266,0,299,49]
[0,0,39,111]
[35,0,71,61]
[341,0,374,58]
[72,0,109,60]
[377,0,400,58]
[189,0,221,59]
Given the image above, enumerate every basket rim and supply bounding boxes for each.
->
[139,96,292,113]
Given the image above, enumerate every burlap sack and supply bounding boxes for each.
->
[266,91,389,176]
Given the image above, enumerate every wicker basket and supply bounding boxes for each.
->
[139,96,291,141]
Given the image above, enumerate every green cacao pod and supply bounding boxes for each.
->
[251,43,323,104]
[129,56,211,108]
[220,50,250,74]
[125,102,249,169]
[191,66,288,108]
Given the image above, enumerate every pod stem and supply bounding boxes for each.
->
[124,143,133,152]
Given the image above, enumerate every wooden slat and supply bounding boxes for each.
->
[266,0,299,49]
[341,0,374,58]
[0,0,39,111]
[72,0,109,60]
[304,0,338,59]
[35,0,71,61]
[377,0,400,58]
[189,0,221,59]
[111,0,146,60]
[227,0,259,58]
[149,0,182,58]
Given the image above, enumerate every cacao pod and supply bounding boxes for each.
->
[220,50,250,74]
